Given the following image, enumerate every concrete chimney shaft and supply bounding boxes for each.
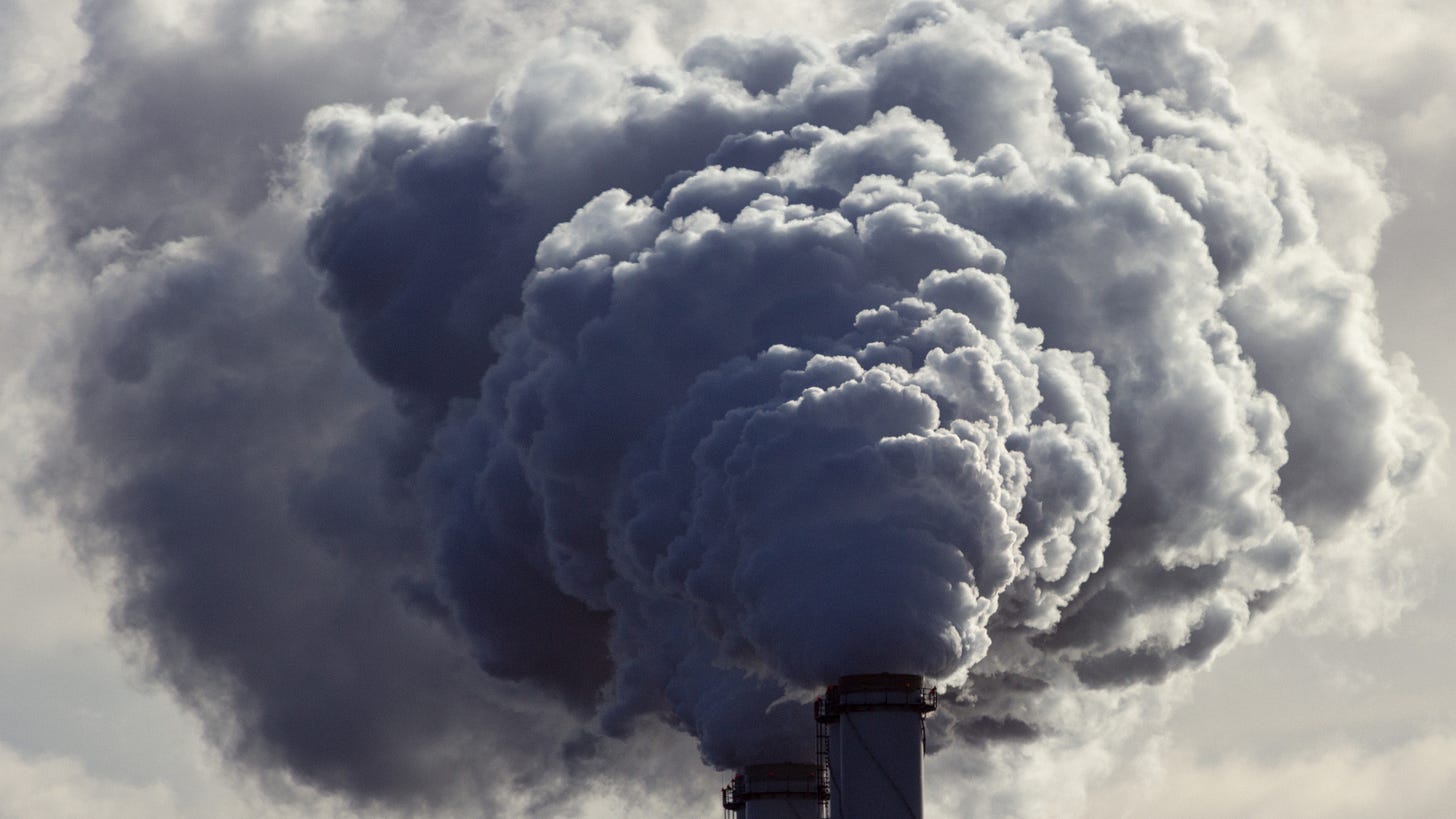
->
[722,762,823,819]
[816,673,938,819]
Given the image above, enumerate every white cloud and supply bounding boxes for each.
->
[1087,733,1456,819]
[0,0,88,128]
[0,744,180,819]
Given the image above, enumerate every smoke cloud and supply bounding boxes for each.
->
[18,0,1443,815]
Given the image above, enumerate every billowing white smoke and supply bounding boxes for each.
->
[43,0,1442,814]
[402,105,1131,764]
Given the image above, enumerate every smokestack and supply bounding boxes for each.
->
[722,762,825,819]
[816,674,938,819]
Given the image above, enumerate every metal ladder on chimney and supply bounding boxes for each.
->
[815,713,831,819]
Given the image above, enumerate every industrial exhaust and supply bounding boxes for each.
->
[726,674,938,819]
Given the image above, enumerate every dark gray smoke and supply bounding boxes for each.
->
[45,0,1442,815]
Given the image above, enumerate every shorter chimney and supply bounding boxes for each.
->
[722,762,825,819]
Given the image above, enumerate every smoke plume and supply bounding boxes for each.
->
[29,0,1442,815]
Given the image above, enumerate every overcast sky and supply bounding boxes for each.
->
[2,1,1454,817]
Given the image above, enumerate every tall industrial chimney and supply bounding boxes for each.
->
[722,762,825,819]
[816,673,938,819]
